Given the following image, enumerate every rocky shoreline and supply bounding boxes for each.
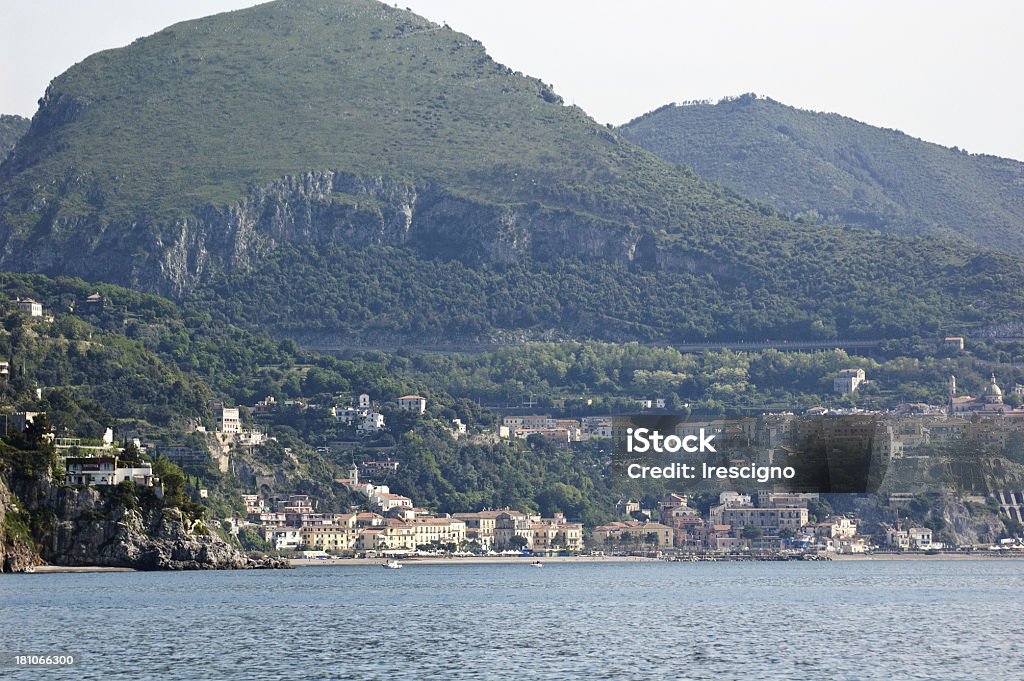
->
[1,469,290,573]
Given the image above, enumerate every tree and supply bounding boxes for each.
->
[509,535,529,551]
[120,438,144,464]
[537,482,585,518]
[19,413,52,449]
[741,526,763,540]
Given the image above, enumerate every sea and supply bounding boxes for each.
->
[1,560,1021,680]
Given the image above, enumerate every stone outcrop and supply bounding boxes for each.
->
[0,168,654,298]
[0,476,40,572]
[47,486,251,570]
[0,466,287,573]
[849,493,1009,547]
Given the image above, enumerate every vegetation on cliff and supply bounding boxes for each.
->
[0,115,28,160]
[195,241,1024,343]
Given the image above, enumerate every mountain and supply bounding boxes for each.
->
[619,94,1024,253]
[0,115,29,161]
[1,0,727,291]
[1,1,1024,344]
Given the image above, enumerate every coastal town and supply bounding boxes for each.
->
[5,295,1024,564]
[34,384,1024,561]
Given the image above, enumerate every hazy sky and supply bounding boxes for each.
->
[2,0,1023,160]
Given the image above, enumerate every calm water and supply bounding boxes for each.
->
[1,560,1022,680]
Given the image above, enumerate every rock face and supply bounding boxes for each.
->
[1,468,286,572]
[47,486,248,570]
[927,495,1007,547]
[849,494,1008,547]
[0,169,644,297]
[0,476,40,572]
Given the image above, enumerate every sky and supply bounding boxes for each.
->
[2,0,1022,160]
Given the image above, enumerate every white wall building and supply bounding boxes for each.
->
[372,491,414,512]
[358,412,386,434]
[65,457,158,487]
[217,407,241,434]
[14,298,42,317]
[263,528,303,551]
[833,368,866,394]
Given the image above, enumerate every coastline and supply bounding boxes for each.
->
[28,565,137,573]
[15,553,1024,573]
[830,552,1024,561]
[288,555,660,567]
[287,553,1023,566]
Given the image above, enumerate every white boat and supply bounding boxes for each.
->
[530,560,543,568]
[382,560,403,569]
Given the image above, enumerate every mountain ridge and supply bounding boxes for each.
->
[0,1,1023,343]
[619,94,1024,253]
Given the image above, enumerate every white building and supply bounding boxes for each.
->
[451,418,466,436]
[833,368,866,394]
[334,406,363,424]
[14,297,42,317]
[335,400,385,435]
[504,415,554,430]
[217,407,241,434]
[65,457,158,487]
[886,524,937,550]
[357,412,386,434]
[262,528,303,551]
[397,395,427,414]
[372,491,414,512]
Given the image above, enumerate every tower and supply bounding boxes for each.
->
[349,462,359,486]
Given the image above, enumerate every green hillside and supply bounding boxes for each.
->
[0,0,710,227]
[620,94,1024,253]
[196,242,1024,342]
[0,273,625,524]
[0,116,29,160]
[0,1,1023,344]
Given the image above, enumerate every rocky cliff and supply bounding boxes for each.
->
[0,169,647,296]
[0,114,29,161]
[0,476,38,572]
[0,457,284,573]
[44,485,263,570]
[847,494,1009,547]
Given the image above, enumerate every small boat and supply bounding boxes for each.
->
[530,560,543,568]
[382,560,403,569]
